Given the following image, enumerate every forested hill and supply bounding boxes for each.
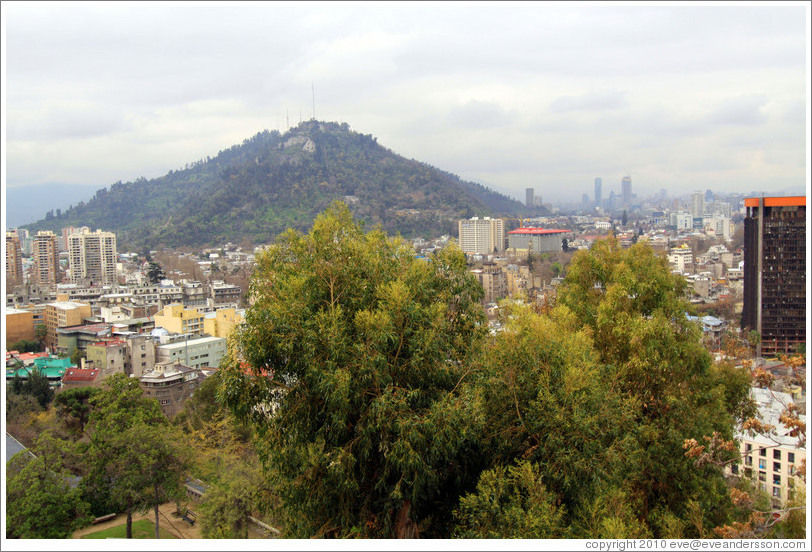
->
[24,120,534,249]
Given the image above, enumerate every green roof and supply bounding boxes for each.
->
[6,358,75,383]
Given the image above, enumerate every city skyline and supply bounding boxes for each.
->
[2,2,809,225]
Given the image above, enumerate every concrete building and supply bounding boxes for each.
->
[139,361,204,418]
[85,339,129,379]
[44,301,92,352]
[742,196,806,356]
[470,263,507,304]
[5,308,36,344]
[156,335,226,371]
[621,176,632,207]
[55,322,111,356]
[211,281,242,308]
[154,304,206,336]
[67,228,118,285]
[668,244,694,275]
[32,231,60,285]
[594,177,602,209]
[507,228,571,253]
[6,232,24,288]
[458,217,505,255]
[729,388,806,508]
[203,308,245,338]
[669,211,694,231]
[690,192,705,219]
[59,367,102,391]
[525,188,535,208]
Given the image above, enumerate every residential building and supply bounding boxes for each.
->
[690,192,705,219]
[67,228,118,285]
[729,388,806,508]
[55,322,111,356]
[458,217,505,255]
[32,231,60,285]
[156,335,226,371]
[60,367,102,391]
[669,211,693,231]
[85,339,129,378]
[507,228,571,253]
[668,244,694,275]
[203,308,245,338]
[470,263,507,304]
[154,304,206,336]
[139,361,204,418]
[526,188,535,208]
[44,301,92,352]
[742,196,806,356]
[211,281,242,308]
[5,308,36,344]
[6,232,23,288]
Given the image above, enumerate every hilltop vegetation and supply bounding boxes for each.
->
[24,121,530,249]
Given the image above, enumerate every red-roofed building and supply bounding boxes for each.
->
[15,352,50,366]
[507,228,572,253]
[60,367,101,390]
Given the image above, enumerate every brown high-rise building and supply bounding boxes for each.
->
[32,231,60,285]
[742,196,806,356]
[6,232,24,288]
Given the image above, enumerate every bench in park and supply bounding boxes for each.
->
[181,509,197,526]
[91,513,117,525]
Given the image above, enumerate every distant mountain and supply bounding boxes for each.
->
[22,120,536,249]
[5,183,97,229]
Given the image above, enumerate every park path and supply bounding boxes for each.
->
[72,501,203,539]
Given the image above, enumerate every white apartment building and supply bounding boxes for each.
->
[68,228,118,285]
[156,335,227,371]
[458,217,505,255]
[729,388,806,508]
[668,244,693,274]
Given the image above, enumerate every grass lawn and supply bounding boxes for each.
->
[81,518,177,539]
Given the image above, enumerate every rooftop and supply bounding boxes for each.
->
[507,228,571,235]
[744,196,806,208]
[62,368,100,383]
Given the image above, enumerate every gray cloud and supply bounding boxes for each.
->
[2,2,808,207]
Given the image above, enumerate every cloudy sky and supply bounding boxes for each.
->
[2,1,809,218]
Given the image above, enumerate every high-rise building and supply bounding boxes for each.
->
[690,192,705,219]
[6,232,24,288]
[68,228,118,285]
[32,231,60,285]
[525,188,535,208]
[458,217,505,255]
[594,177,602,208]
[621,176,632,207]
[742,196,806,356]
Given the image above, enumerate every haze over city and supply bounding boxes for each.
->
[2,1,810,228]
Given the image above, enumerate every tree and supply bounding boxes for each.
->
[553,238,751,535]
[6,432,92,538]
[220,202,487,537]
[199,470,265,538]
[34,323,47,348]
[621,210,628,227]
[23,368,55,408]
[70,347,86,366]
[147,261,166,284]
[82,374,187,538]
[54,387,100,437]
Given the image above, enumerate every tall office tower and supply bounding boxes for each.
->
[742,196,806,356]
[68,228,118,285]
[32,231,60,285]
[6,232,24,287]
[525,188,535,208]
[690,191,705,219]
[621,176,632,206]
[458,217,505,255]
[594,177,602,207]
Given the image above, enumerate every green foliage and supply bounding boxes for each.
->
[70,347,86,366]
[7,339,42,353]
[220,203,487,537]
[54,387,101,437]
[13,368,56,408]
[199,469,265,538]
[453,461,569,538]
[81,519,177,539]
[5,433,92,538]
[147,261,165,284]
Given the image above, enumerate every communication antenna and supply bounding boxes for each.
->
[312,82,315,121]
[286,109,289,129]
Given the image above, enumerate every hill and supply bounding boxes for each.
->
[23,121,536,249]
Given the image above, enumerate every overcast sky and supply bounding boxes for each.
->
[2,1,810,210]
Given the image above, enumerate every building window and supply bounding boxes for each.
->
[759,459,766,470]
[758,471,766,482]
[745,456,753,466]
[161,400,169,405]
[773,474,781,485]
[788,452,795,463]
[773,462,781,473]
[731,464,739,475]
[773,449,781,460]
[772,487,781,498]
[759,447,766,457]
[745,443,752,453]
